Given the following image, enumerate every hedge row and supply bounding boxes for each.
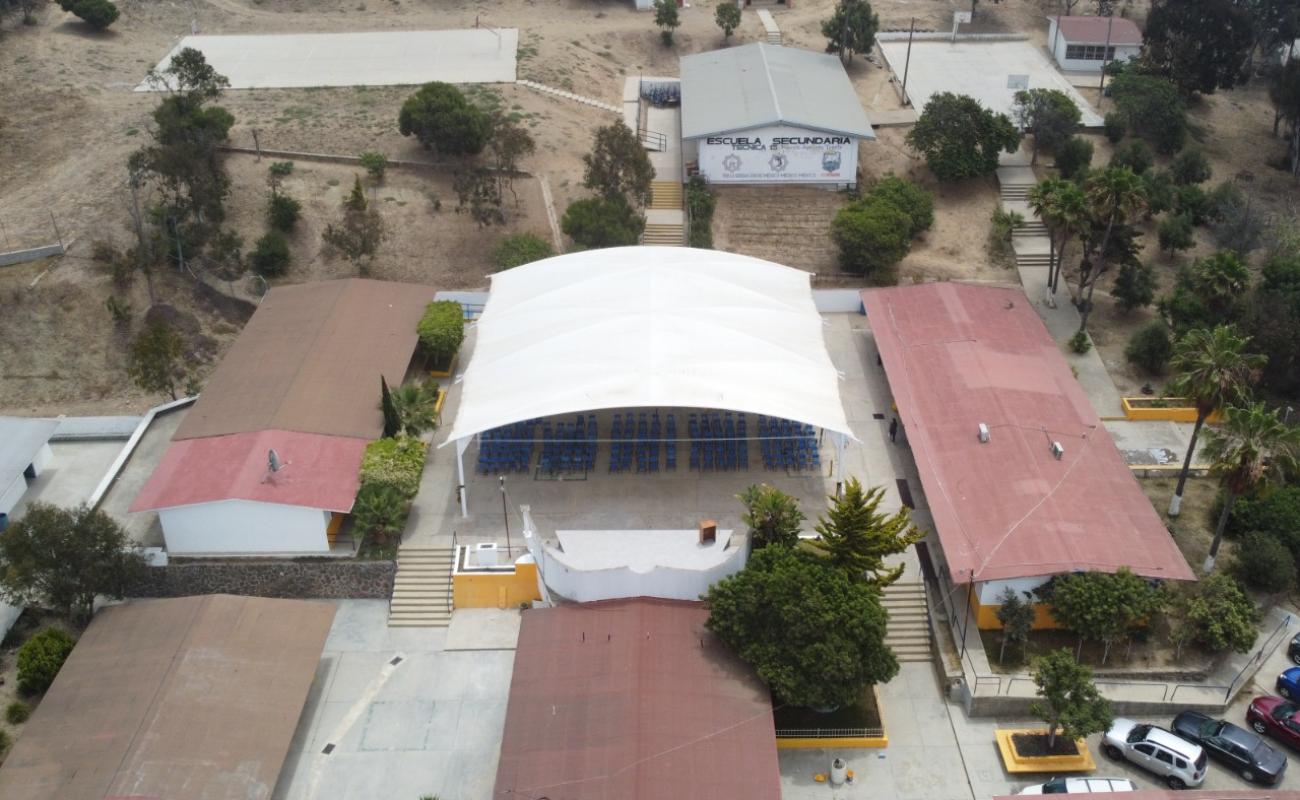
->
[359,435,428,500]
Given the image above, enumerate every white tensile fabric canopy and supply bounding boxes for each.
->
[443,248,853,514]
[445,247,853,442]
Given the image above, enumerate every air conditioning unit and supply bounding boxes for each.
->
[475,542,500,567]
[978,423,990,443]
[1051,442,1064,460]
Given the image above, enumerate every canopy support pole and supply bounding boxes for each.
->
[835,432,846,484]
[455,436,471,517]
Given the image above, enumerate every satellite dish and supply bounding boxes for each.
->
[269,450,283,472]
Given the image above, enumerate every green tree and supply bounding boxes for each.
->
[1048,568,1166,664]
[1027,177,1087,304]
[1077,167,1147,333]
[1201,401,1300,572]
[905,92,1021,182]
[864,174,934,237]
[1271,59,1300,177]
[1103,112,1126,144]
[582,123,654,207]
[1232,533,1295,594]
[358,152,388,181]
[1053,136,1094,180]
[562,196,646,249]
[1158,214,1195,257]
[416,300,466,365]
[703,546,898,709]
[398,82,489,157]
[128,319,187,401]
[1113,260,1157,313]
[1165,326,1265,517]
[995,588,1037,665]
[390,379,439,438]
[0,503,148,623]
[380,375,400,439]
[250,229,291,276]
[486,111,536,204]
[1184,572,1261,652]
[653,0,680,46]
[17,628,76,696]
[737,484,805,550]
[1125,321,1174,374]
[1140,0,1253,98]
[1189,252,1251,314]
[1109,140,1154,175]
[830,199,912,279]
[1142,169,1177,217]
[61,0,118,28]
[715,1,741,39]
[351,484,409,546]
[322,176,386,273]
[1171,146,1212,185]
[490,233,554,271]
[266,191,301,233]
[1012,89,1082,166]
[1109,73,1187,153]
[452,167,505,228]
[821,0,880,64]
[1030,649,1113,750]
[809,477,925,588]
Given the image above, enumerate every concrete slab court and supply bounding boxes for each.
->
[140,29,519,91]
[877,40,1104,127]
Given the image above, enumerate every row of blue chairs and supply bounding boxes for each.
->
[540,415,597,474]
[476,419,541,474]
[758,416,820,471]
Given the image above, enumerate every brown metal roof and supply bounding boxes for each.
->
[494,598,782,800]
[174,279,433,441]
[862,284,1195,584]
[0,595,337,800]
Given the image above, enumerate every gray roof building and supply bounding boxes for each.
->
[680,43,875,140]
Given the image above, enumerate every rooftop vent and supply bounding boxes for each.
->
[978,423,990,443]
[1051,442,1064,460]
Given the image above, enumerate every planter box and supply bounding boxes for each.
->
[1121,398,1220,424]
[995,728,1096,773]
[775,685,889,749]
[428,352,459,379]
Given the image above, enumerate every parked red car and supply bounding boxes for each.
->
[1247,695,1300,752]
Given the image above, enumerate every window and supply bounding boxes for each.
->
[1155,749,1174,764]
[1043,780,1067,794]
[1175,758,1187,769]
[1064,44,1117,61]
[1134,744,1155,756]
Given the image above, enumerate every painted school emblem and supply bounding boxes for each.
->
[769,153,788,172]
[722,154,742,172]
[822,150,842,173]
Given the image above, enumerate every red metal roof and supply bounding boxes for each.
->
[1050,15,1143,45]
[862,284,1194,584]
[129,429,367,513]
[494,598,781,800]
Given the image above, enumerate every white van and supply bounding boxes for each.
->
[1019,777,1138,794]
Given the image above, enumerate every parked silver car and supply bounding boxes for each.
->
[1018,777,1138,794]
[1103,718,1208,789]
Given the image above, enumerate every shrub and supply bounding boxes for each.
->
[1225,487,1300,567]
[1054,137,1094,180]
[266,192,302,232]
[268,161,295,176]
[359,152,389,180]
[1068,331,1091,354]
[830,200,912,278]
[17,627,76,696]
[864,174,934,238]
[490,233,554,271]
[561,196,645,249]
[1109,73,1187,153]
[61,0,119,29]
[351,484,409,544]
[250,230,291,276]
[1158,214,1195,255]
[1109,140,1154,175]
[1113,261,1157,312]
[1233,532,1295,594]
[1124,322,1174,373]
[1174,185,1211,226]
[416,299,466,363]
[5,700,30,725]
[686,177,716,248]
[1206,181,1244,225]
[1171,146,1212,185]
[1142,169,1176,216]
[359,435,428,500]
[1103,113,1126,143]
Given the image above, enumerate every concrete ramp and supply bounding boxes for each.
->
[139,29,519,90]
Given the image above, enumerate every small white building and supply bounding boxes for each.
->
[680,43,875,188]
[1047,15,1142,72]
[0,417,58,519]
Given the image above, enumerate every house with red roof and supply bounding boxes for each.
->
[131,279,432,556]
[1048,15,1142,72]
[861,284,1194,629]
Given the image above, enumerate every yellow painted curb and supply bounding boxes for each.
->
[995,729,1096,773]
[1121,398,1220,423]
[777,735,888,749]
[428,352,459,379]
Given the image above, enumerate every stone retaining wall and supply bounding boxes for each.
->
[133,560,396,600]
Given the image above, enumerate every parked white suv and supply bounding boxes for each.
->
[1103,718,1208,789]
[1019,777,1138,794]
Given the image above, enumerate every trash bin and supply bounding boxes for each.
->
[830,758,847,786]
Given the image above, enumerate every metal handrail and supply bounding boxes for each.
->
[774,727,884,738]
[639,128,667,151]
[447,530,458,613]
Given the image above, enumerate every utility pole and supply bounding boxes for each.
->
[1097,15,1114,109]
[500,476,512,560]
[901,17,916,107]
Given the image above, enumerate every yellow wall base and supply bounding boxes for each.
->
[453,562,542,609]
[777,735,888,749]
[971,585,1065,631]
[1122,398,1219,423]
[428,352,459,379]
[995,729,1097,773]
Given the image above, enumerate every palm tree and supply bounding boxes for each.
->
[1165,326,1266,516]
[1027,177,1067,307]
[1078,168,1147,333]
[390,379,440,437]
[1189,251,1252,317]
[1200,402,1300,572]
[1050,182,1088,302]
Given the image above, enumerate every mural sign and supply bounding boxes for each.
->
[698,124,858,185]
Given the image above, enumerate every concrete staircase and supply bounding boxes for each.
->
[643,222,685,246]
[758,9,783,45]
[649,180,682,211]
[516,79,620,114]
[882,581,933,663]
[644,181,685,246]
[388,546,455,627]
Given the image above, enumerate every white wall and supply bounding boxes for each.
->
[0,475,25,518]
[159,500,330,555]
[1048,20,1139,71]
[526,531,748,602]
[29,443,52,477]
[695,124,859,187]
[976,575,1053,605]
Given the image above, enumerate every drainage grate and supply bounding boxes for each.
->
[895,478,915,510]
[322,744,336,755]
[390,656,404,666]
[872,413,885,420]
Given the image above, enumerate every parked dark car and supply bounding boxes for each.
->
[1288,633,1300,666]
[1172,710,1288,784]
[1247,696,1300,752]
